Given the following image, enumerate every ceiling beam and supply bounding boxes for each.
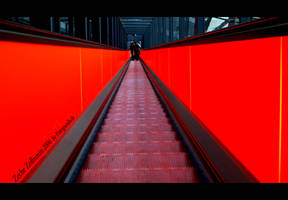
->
[119,17,153,36]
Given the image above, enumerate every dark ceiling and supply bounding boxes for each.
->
[120,17,153,36]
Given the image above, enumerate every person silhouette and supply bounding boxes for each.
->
[129,41,140,60]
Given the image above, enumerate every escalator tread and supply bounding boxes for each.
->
[76,60,202,183]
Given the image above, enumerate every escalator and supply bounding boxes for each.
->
[70,60,203,183]
[1,17,274,183]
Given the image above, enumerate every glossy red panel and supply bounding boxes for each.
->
[169,46,190,109]
[102,49,113,88]
[0,41,129,182]
[158,48,169,86]
[141,36,286,182]
[81,48,103,111]
[281,36,288,182]
[190,38,280,183]
[0,41,81,183]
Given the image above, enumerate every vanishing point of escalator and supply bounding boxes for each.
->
[75,60,202,183]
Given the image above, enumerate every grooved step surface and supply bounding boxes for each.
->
[100,124,173,132]
[103,119,171,125]
[81,153,192,169]
[89,141,185,153]
[76,168,200,183]
[95,131,179,142]
[76,60,202,183]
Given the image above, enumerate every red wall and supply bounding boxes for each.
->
[0,41,129,182]
[141,36,288,183]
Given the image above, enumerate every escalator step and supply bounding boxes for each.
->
[100,124,173,132]
[81,152,192,169]
[105,113,167,119]
[89,141,184,154]
[95,131,178,142]
[103,117,170,123]
[76,167,200,183]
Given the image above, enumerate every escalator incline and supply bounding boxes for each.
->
[75,60,202,183]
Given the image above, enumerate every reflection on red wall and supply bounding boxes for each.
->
[141,36,288,183]
[0,41,129,182]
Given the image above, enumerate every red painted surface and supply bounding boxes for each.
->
[81,48,103,111]
[76,61,201,183]
[141,36,288,183]
[0,40,129,182]
[281,36,288,182]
